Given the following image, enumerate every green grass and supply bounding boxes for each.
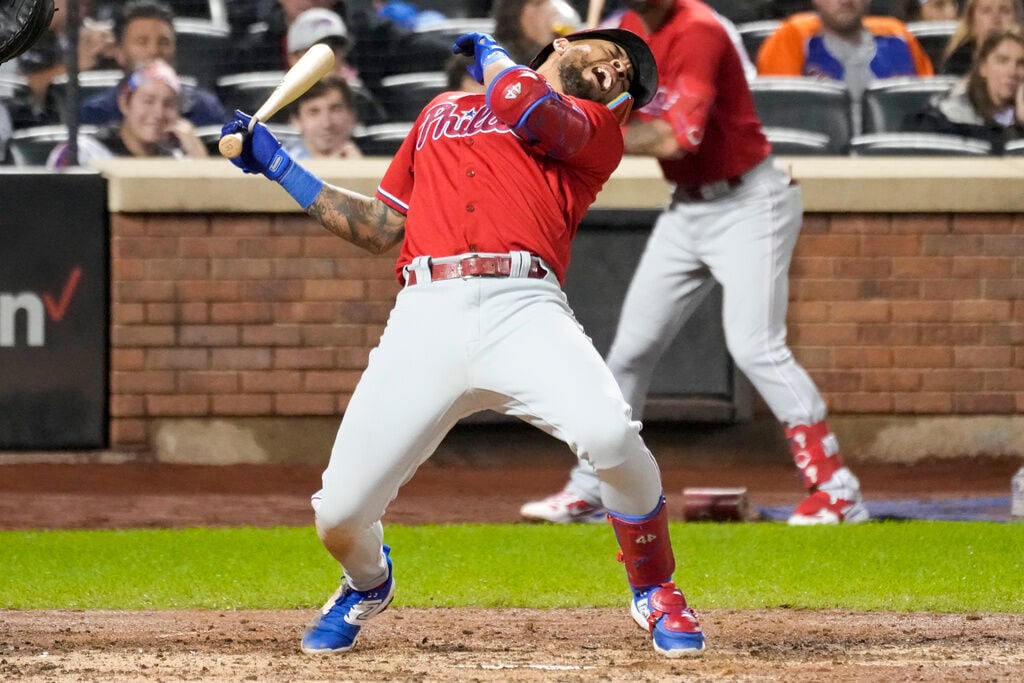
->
[1,522,1022,612]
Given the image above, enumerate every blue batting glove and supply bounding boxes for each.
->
[220,109,323,209]
[220,109,292,179]
[220,111,261,174]
[452,32,511,84]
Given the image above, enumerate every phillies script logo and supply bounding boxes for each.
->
[415,102,513,149]
[0,267,82,347]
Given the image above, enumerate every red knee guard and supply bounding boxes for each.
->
[608,498,675,590]
[786,421,843,489]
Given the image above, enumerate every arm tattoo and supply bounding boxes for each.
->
[307,184,405,254]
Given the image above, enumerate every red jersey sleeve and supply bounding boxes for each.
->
[633,18,726,154]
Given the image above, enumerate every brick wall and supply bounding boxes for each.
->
[110,213,400,448]
[108,211,1024,451]
[788,213,1024,417]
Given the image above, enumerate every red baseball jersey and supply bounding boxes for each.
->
[617,0,769,186]
[376,82,623,284]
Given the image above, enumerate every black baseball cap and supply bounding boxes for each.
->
[528,28,658,109]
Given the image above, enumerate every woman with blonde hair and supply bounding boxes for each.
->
[941,0,1023,74]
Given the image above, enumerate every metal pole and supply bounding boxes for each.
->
[65,0,81,166]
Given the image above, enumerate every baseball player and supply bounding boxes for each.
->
[521,0,871,526]
[221,28,706,657]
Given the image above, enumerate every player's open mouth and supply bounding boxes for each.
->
[592,65,613,92]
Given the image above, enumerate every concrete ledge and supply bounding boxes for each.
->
[103,415,1024,466]
[90,156,1024,214]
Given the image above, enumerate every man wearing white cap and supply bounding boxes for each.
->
[287,8,361,87]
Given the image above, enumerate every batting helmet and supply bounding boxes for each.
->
[528,28,658,109]
[0,0,56,65]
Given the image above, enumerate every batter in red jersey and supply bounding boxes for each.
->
[221,27,707,657]
[522,0,870,527]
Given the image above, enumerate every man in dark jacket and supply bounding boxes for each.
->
[79,0,227,127]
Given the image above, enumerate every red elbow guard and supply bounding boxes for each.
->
[487,66,592,157]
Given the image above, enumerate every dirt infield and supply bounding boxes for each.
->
[2,422,1023,681]
[3,608,1024,682]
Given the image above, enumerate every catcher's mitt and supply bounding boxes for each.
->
[0,0,56,65]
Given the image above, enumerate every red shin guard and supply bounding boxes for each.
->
[608,498,675,590]
[786,421,843,489]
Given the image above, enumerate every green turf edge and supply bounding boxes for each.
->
[1,522,1021,612]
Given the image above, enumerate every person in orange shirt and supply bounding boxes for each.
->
[757,0,934,131]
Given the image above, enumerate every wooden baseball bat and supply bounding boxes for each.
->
[586,0,606,28]
[218,43,336,159]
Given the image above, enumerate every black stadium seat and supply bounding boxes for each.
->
[8,125,101,166]
[353,122,413,157]
[848,132,992,156]
[906,21,958,71]
[216,72,389,126]
[764,127,833,156]
[861,76,959,133]
[173,18,232,89]
[194,123,300,156]
[749,77,852,154]
[737,20,780,62]
[376,71,448,123]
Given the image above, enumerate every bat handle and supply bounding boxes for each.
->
[218,132,244,159]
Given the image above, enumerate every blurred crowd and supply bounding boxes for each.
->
[2,0,1024,165]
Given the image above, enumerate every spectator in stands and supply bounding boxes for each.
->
[284,7,390,125]
[51,0,119,72]
[4,0,119,128]
[940,0,1022,74]
[48,59,209,167]
[284,75,363,159]
[8,31,66,129]
[902,0,962,22]
[286,8,362,88]
[79,0,227,127]
[907,26,1024,150]
[757,0,934,131]
[492,0,583,64]
[232,1,452,97]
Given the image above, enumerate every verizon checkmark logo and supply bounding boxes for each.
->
[1,267,83,347]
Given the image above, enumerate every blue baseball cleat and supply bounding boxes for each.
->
[630,582,706,657]
[300,546,395,654]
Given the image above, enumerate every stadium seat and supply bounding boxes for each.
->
[50,69,123,102]
[50,70,199,118]
[376,71,448,123]
[195,122,300,156]
[749,77,852,153]
[848,132,992,156]
[174,18,232,89]
[0,74,28,100]
[217,71,289,121]
[704,0,773,24]
[412,17,496,46]
[861,76,959,133]
[999,139,1024,155]
[906,21,957,72]
[737,20,781,62]
[413,0,490,19]
[353,122,413,157]
[8,124,101,166]
[764,127,833,156]
[217,72,389,126]
[165,0,228,25]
